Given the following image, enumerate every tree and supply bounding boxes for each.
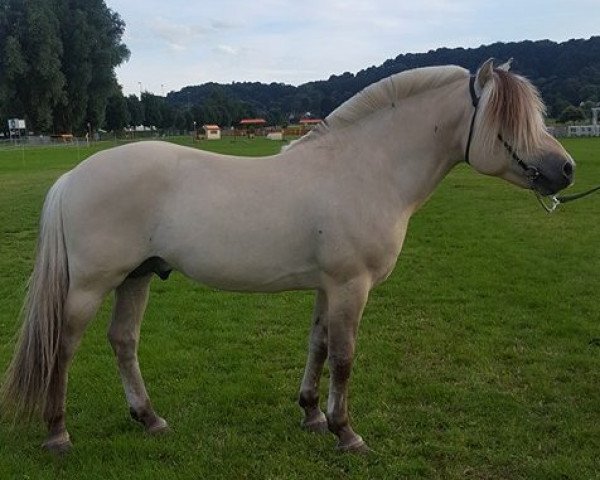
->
[173,109,192,131]
[83,0,129,132]
[159,101,175,130]
[558,105,585,123]
[21,0,65,131]
[141,92,163,128]
[104,88,130,132]
[126,95,144,126]
[0,35,27,129]
[53,1,93,132]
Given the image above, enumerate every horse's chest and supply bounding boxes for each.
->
[362,222,408,286]
[365,249,400,286]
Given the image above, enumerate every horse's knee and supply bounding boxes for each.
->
[107,327,136,360]
[329,356,353,382]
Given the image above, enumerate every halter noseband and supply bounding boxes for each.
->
[464,75,540,181]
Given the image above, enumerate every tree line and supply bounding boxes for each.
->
[1,0,599,135]
[110,36,600,132]
[165,37,600,128]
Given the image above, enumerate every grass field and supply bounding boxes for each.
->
[0,136,599,479]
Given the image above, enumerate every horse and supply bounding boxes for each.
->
[1,59,575,454]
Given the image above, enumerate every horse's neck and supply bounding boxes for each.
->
[328,79,469,214]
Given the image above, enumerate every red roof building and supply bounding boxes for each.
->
[299,118,323,125]
[239,118,267,126]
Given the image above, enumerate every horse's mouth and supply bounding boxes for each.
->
[531,182,558,197]
[529,170,572,197]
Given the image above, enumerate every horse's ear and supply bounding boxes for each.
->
[475,58,494,94]
[497,58,513,72]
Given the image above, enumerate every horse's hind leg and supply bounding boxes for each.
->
[43,287,104,453]
[108,275,168,434]
[298,290,329,433]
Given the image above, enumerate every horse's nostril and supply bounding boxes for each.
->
[563,161,573,179]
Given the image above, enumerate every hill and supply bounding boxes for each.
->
[166,37,600,126]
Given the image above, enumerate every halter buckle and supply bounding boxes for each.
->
[534,191,560,213]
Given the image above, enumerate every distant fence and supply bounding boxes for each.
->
[548,124,600,138]
[0,135,167,157]
[2,122,596,153]
[0,131,183,150]
[0,135,88,151]
[547,125,568,138]
[566,125,600,137]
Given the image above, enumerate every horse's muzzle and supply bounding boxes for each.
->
[531,155,575,196]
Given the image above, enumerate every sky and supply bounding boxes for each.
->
[105,0,600,97]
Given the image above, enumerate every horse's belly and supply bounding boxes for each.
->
[170,248,320,292]
[155,216,321,292]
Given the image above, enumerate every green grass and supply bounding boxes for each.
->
[173,135,290,156]
[1,136,599,479]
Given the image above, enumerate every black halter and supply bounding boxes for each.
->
[464,75,539,180]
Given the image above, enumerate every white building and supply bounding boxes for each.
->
[203,124,221,140]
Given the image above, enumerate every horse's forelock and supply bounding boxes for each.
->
[479,69,547,156]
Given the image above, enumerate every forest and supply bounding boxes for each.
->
[166,37,600,128]
[0,0,598,134]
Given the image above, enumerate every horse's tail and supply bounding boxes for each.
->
[1,173,70,420]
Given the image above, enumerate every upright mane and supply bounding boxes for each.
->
[286,65,469,150]
[479,69,547,156]
[286,64,548,156]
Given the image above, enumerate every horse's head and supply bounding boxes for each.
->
[465,58,574,196]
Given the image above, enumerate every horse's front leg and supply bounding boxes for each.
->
[298,290,328,432]
[325,278,370,452]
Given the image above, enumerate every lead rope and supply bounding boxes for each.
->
[537,184,600,213]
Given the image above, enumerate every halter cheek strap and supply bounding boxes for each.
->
[464,76,479,165]
[497,133,539,179]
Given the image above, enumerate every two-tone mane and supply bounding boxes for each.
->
[286,65,469,150]
[288,64,547,158]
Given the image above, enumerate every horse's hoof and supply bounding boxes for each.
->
[302,416,329,434]
[42,432,72,455]
[147,417,170,435]
[336,437,371,454]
